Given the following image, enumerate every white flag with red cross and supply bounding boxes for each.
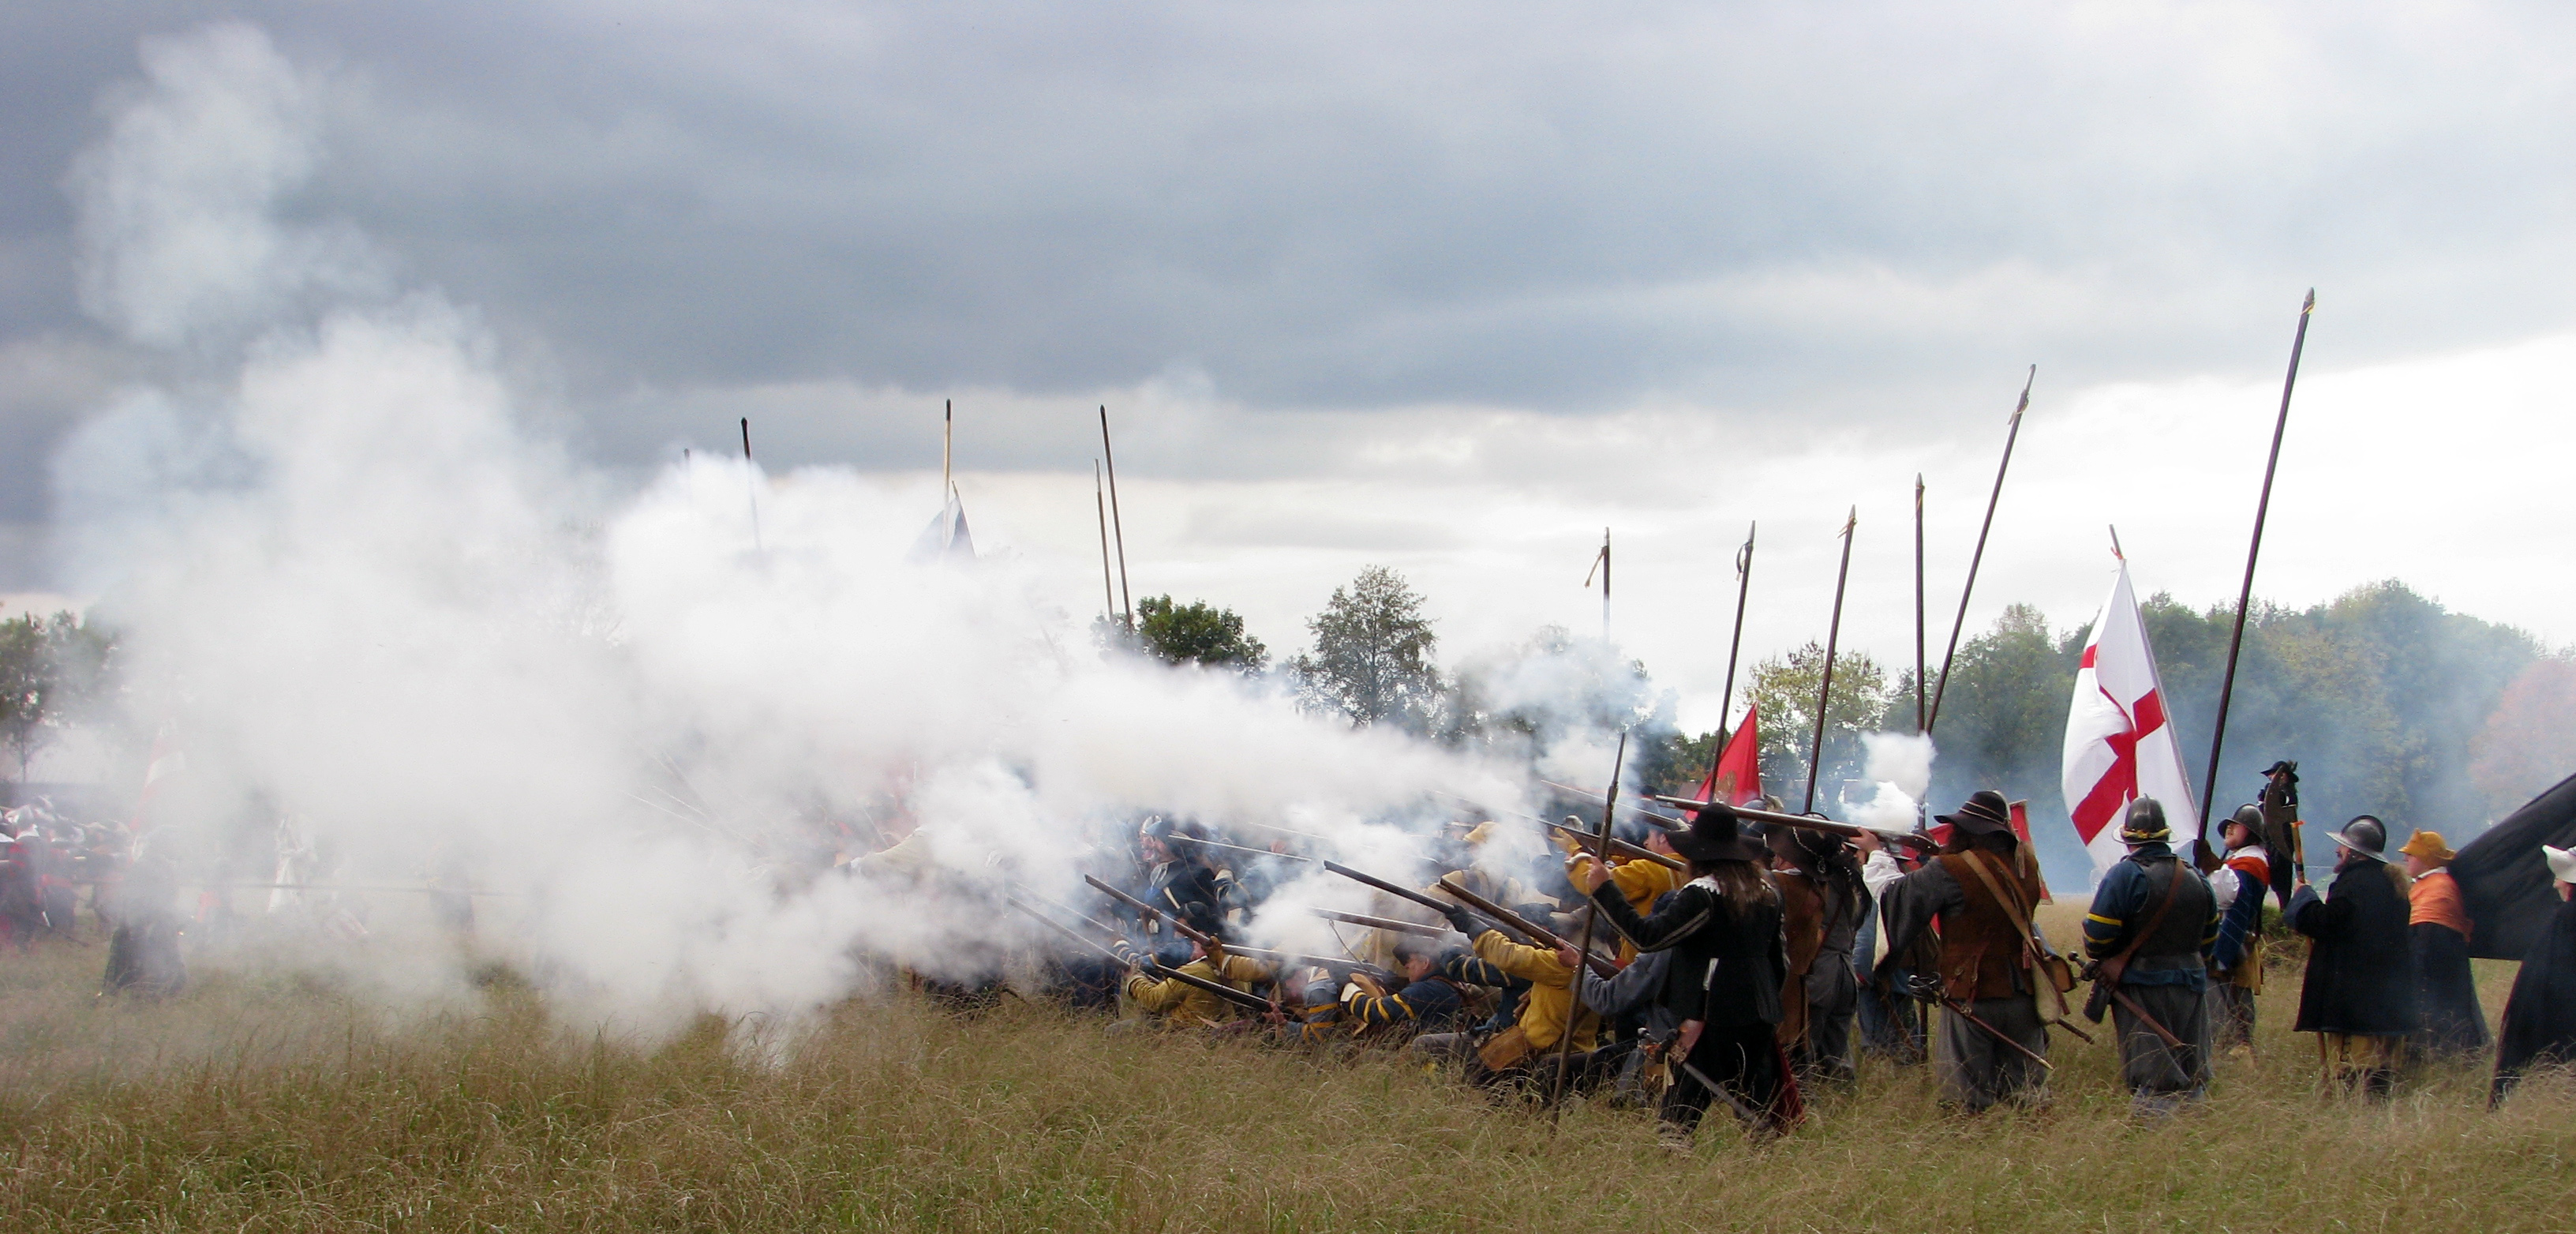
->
[2061,560,2198,877]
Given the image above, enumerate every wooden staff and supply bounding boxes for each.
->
[1552,731,1627,1117]
[1804,509,1855,814]
[2195,291,2318,863]
[1717,522,1755,773]
[1099,406,1133,632]
[1928,366,2035,732]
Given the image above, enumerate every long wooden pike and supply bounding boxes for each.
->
[739,417,762,553]
[2195,291,2318,867]
[1717,522,1755,774]
[1095,460,1119,627]
[1552,730,1627,1115]
[1915,475,1927,735]
[1805,510,1856,814]
[1099,406,1134,632]
[1928,366,2035,732]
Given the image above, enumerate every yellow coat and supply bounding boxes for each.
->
[1472,930,1600,1054]
[1124,954,1272,1028]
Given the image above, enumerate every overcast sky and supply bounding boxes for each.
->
[6,2,2574,731]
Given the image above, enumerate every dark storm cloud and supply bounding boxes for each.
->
[4,2,2574,513]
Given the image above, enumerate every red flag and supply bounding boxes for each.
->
[1698,706,1765,807]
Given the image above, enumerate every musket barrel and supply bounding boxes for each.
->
[1649,793,1938,852]
[1084,873,1221,949]
[1434,876,1618,980]
[1308,907,1453,938]
[1320,860,1455,915]
[1541,818,1684,870]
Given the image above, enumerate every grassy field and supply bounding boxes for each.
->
[0,906,2568,1233]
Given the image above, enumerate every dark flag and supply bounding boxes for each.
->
[2451,773,2576,960]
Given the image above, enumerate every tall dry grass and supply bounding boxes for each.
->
[0,910,2567,1233]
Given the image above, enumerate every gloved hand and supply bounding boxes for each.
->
[1440,902,1479,935]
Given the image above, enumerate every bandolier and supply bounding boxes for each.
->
[2207,805,2271,1052]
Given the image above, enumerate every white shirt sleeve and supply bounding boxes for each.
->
[1862,850,1904,900]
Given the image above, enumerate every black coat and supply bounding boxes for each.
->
[2290,857,2419,1036]
[1589,876,1786,1029]
[2496,893,2576,1090]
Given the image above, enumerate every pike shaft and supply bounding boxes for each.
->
[1930,366,2035,732]
[1099,407,1134,631]
[1718,522,1755,759]
[1805,512,1855,814]
[2198,291,2316,843]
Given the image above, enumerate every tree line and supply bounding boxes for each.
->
[1120,568,2573,886]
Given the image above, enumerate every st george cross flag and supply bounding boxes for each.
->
[2061,561,2198,876]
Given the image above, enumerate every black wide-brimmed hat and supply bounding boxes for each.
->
[1935,790,2014,838]
[1667,802,1767,864]
[2261,760,2299,778]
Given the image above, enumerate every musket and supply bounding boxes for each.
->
[1649,792,1939,854]
[1084,873,1221,951]
[1320,861,1458,917]
[1171,834,1313,865]
[1676,1056,1769,1129]
[1435,876,1618,980]
[1307,907,1455,938]
[1541,817,1683,871]
[1538,779,1690,827]
[1005,897,1274,1015]
[1226,946,1396,985]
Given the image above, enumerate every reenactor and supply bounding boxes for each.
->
[2207,805,2272,1052]
[2287,816,2418,1098]
[1876,790,2053,1112]
[2080,799,2219,1116]
[2398,830,2486,1058]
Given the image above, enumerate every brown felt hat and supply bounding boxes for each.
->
[1936,790,2014,838]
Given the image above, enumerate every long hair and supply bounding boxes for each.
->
[1692,857,1778,921]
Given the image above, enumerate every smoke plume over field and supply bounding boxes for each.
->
[51,24,1590,1027]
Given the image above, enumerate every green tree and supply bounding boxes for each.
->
[0,612,118,783]
[1290,566,1442,731]
[1912,603,2079,814]
[1748,641,1886,808]
[1133,595,1268,673]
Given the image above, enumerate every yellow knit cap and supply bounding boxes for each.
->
[2398,831,2454,864]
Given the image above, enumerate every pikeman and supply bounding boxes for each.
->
[1875,790,2052,1113]
[2286,816,2419,1099]
[1769,824,1863,1086]
[1574,802,1792,1144]
[2207,805,2272,1052]
[2080,799,2219,1116]
[1118,936,1275,1030]
[2398,830,2486,1059]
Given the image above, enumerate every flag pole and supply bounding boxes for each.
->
[1099,407,1134,632]
[2196,290,2316,865]
[1928,366,2035,733]
[1805,508,1857,815]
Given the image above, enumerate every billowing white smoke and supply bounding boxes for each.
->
[54,24,1533,1027]
[1841,732,1935,833]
